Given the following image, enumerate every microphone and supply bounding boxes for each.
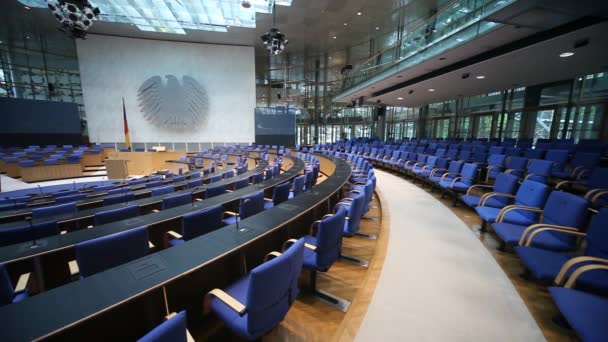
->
[236,198,251,232]
[190,186,202,207]
[25,216,38,248]
[37,185,43,195]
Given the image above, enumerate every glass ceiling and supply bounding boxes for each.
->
[18,0,292,34]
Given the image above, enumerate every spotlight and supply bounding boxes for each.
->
[261,28,288,55]
[241,1,251,8]
[46,0,100,40]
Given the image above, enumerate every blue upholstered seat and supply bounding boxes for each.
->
[233,178,249,191]
[168,205,224,246]
[264,182,291,209]
[103,192,135,206]
[94,205,140,226]
[486,154,506,181]
[429,160,463,185]
[504,156,528,178]
[439,163,479,194]
[204,184,226,199]
[493,191,589,250]
[224,191,265,225]
[475,180,549,226]
[524,159,552,183]
[289,175,306,199]
[31,202,77,220]
[209,239,304,340]
[0,263,28,307]
[549,287,608,342]
[460,173,519,209]
[162,193,191,210]
[137,311,188,342]
[75,226,149,277]
[54,193,85,203]
[339,191,366,237]
[0,221,59,247]
[145,180,165,189]
[186,178,203,189]
[516,208,608,294]
[210,174,222,183]
[303,206,347,271]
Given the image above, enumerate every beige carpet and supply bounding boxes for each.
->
[355,170,545,342]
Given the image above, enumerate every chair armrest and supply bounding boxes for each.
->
[349,190,361,194]
[224,211,238,217]
[497,205,542,223]
[14,272,31,293]
[564,264,608,289]
[264,251,282,262]
[555,256,608,285]
[225,189,233,193]
[264,198,273,202]
[204,289,247,316]
[449,176,474,188]
[504,168,525,175]
[309,220,322,235]
[440,172,460,181]
[590,190,608,204]
[166,230,183,240]
[524,173,549,180]
[152,209,160,213]
[465,184,493,196]
[479,192,514,206]
[555,180,584,190]
[429,168,447,177]
[519,224,583,246]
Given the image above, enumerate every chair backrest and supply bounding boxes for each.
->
[181,204,224,240]
[506,156,527,170]
[492,173,519,205]
[487,154,506,167]
[145,180,165,189]
[151,185,174,197]
[0,263,17,306]
[172,175,186,183]
[186,178,203,189]
[162,193,192,210]
[137,310,187,342]
[447,160,464,174]
[304,171,314,190]
[54,193,85,204]
[0,221,59,247]
[210,174,222,183]
[245,239,303,337]
[272,182,291,206]
[314,206,347,270]
[460,163,479,185]
[204,184,226,199]
[545,149,569,171]
[585,208,608,258]
[587,168,608,189]
[223,170,235,179]
[75,226,149,277]
[239,191,265,219]
[526,159,553,183]
[513,181,550,223]
[103,193,135,206]
[32,202,77,220]
[233,178,249,190]
[94,205,140,226]
[291,175,306,197]
[251,172,264,184]
[524,148,545,159]
[540,191,589,246]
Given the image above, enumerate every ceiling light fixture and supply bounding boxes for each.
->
[397,97,404,100]
[344,23,348,26]
[376,27,379,30]
[559,51,574,58]
[428,88,435,92]
[333,36,337,39]
[261,2,288,55]
[46,0,101,39]
[476,75,485,79]
[357,11,362,15]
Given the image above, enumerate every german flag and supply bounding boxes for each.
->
[122,97,131,151]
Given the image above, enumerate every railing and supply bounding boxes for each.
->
[340,0,516,94]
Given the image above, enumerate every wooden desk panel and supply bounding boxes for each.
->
[106,152,186,176]
[20,164,82,182]
[0,160,21,178]
[81,154,103,166]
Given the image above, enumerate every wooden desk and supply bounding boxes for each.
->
[106,152,186,176]
[20,163,82,182]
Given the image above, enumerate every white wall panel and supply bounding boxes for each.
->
[77,35,255,143]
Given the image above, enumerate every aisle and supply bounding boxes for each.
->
[355,170,545,341]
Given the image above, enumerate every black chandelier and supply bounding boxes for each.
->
[261,2,288,55]
[46,0,100,39]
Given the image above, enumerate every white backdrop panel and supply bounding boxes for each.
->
[77,34,255,143]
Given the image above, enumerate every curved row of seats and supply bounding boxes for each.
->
[325,140,607,342]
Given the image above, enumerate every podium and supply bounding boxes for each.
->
[105,159,129,180]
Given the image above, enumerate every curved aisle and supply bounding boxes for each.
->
[356,170,545,341]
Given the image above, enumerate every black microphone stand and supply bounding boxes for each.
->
[25,216,38,249]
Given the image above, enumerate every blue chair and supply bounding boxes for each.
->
[167,205,224,246]
[439,163,479,206]
[493,191,589,251]
[0,221,59,247]
[172,175,186,183]
[264,182,291,209]
[186,178,203,189]
[485,154,506,181]
[553,152,601,180]
[301,206,350,311]
[223,170,235,179]
[205,184,226,199]
[461,173,519,209]
[44,159,59,165]
[31,202,77,220]
[207,239,304,340]
[548,287,608,342]
[224,191,265,225]
[18,160,35,168]
[146,180,165,189]
[524,159,553,184]
[251,172,264,184]
[162,193,192,210]
[428,160,464,188]
[475,180,550,231]
[137,311,190,342]
[94,205,140,226]
[107,187,130,195]
[54,193,85,203]
[0,263,30,307]
[0,202,27,211]
[103,193,135,206]
[504,156,528,178]
[523,148,545,160]
[151,185,174,197]
[210,174,222,183]
[75,226,150,278]
[289,175,306,199]
[545,149,569,175]
[516,208,608,294]
[338,191,366,238]
[233,178,249,191]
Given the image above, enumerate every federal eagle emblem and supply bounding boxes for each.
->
[137,75,209,130]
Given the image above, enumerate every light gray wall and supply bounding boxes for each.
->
[77,34,255,143]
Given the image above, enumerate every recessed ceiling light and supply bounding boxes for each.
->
[428,88,435,92]
[26,36,30,39]
[376,27,380,30]
[476,75,485,79]
[329,56,332,59]
[357,12,362,16]
[397,97,404,100]
[559,52,574,58]
[24,6,30,9]
[344,23,348,26]
[333,36,337,39]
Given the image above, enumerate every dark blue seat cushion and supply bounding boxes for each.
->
[476,207,537,225]
[210,275,251,338]
[493,223,574,251]
[137,310,187,342]
[549,287,608,342]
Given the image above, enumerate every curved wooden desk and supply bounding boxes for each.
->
[0,155,350,341]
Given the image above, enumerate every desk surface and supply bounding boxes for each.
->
[0,155,350,342]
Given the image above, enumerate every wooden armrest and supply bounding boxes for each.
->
[60,230,68,235]
[341,197,354,201]
[263,198,273,202]
[309,220,322,235]
[205,289,247,316]
[68,260,79,276]
[14,272,31,293]
[505,168,525,174]
[449,176,474,187]
[479,192,514,206]
[465,184,492,196]
[264,251,282,262]
[225,189,233,193]
[224,211,238,216]
[520,224,583,246]
[591,190,608,204]
[305,242,317,251]
[148,241,156,249]
[440,172,460,181]
[564,264,608,289]
[524,173,549,180]
[166,230,183,240]
[555,256,608,285]
[282,238,299,252]
[350,190,361,194]
[194,198,203,202]
[497,205,542,223]
[555,180,584,190]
